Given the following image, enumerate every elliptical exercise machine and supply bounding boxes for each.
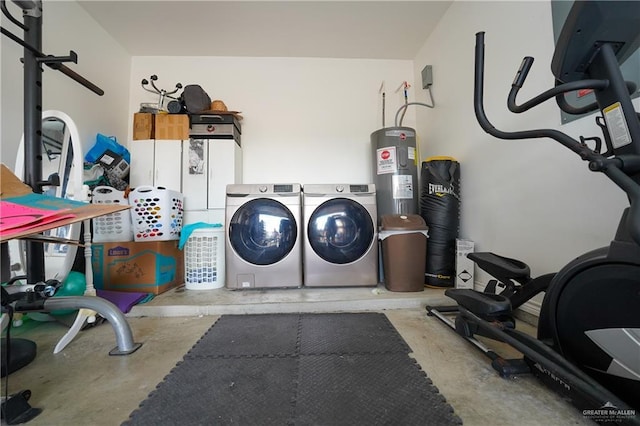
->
[427,0,640,420]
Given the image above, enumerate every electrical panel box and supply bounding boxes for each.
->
[421,65,433,89]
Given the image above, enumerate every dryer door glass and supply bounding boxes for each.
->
[229,198,298,265]
[308,198,374,264]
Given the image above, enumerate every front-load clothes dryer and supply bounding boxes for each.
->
[303,184,378,287]
[226,183,303,289]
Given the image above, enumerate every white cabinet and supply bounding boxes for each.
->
[154,140,183,190]
[182,138,242,211]
[208,139,243,209]
[129,139,182,193]
[130,138,242,221]
[129,139,154,187]
[182,139,208,211]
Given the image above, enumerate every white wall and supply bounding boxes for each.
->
[4,0,636,294]
[1,1,131,171]
[128,56,416,184]
[413,1,636,290]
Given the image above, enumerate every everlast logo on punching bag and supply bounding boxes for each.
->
[428,183,457,198]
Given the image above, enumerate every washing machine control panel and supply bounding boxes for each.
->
[349,184,371,193]
[274,184,294,193]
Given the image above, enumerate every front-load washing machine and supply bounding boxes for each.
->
[303,184,378,287]
[226,183,303,289]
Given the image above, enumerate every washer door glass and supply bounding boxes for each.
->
[308,198,374,264]
[229,198,297,265]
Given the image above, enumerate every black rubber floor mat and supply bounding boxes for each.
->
[296,353,458,426]
[299,312,411,355]
[186,313,300,358]
[125,313,462,426]
[124,357,298,426]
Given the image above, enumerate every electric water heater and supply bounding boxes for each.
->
[370,127,419,223]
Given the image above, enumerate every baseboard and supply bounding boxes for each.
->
[519,299,541,316]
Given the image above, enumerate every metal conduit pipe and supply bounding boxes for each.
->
[39,296,142,355]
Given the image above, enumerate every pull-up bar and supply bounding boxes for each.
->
[1,0,104,96]
[0,27,104,96]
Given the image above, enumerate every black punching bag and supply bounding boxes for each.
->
[420,157,460,288]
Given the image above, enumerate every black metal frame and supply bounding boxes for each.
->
[1,0,103,285]
[1,4,141,422]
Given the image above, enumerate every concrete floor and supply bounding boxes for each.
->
[2,285,593,426]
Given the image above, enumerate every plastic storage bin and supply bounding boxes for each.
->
[91,186,133,242]
[129,186,184,241]
[184,227,225,290]
[379,214,428,292]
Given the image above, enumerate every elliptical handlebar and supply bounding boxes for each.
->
[552,80,638,116]
[474,32,598,157]
[506,57,610,115]
[507,55,637,116]
[473,31,640,245]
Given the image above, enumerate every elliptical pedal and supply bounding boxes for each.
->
[445,288,513,318]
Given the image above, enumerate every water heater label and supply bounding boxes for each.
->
[392,175,413,199]
[376,146,397,174]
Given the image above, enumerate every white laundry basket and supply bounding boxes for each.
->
[184,227,225,290]
[129,186,183,241]
[91,186,133,242]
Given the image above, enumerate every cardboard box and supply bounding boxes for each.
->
[133,113,154,140]
[155,114,189,140]
[133,113,189,140]
[0,164,129,242]
[455,239,475,289]
[92,240,184,295]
